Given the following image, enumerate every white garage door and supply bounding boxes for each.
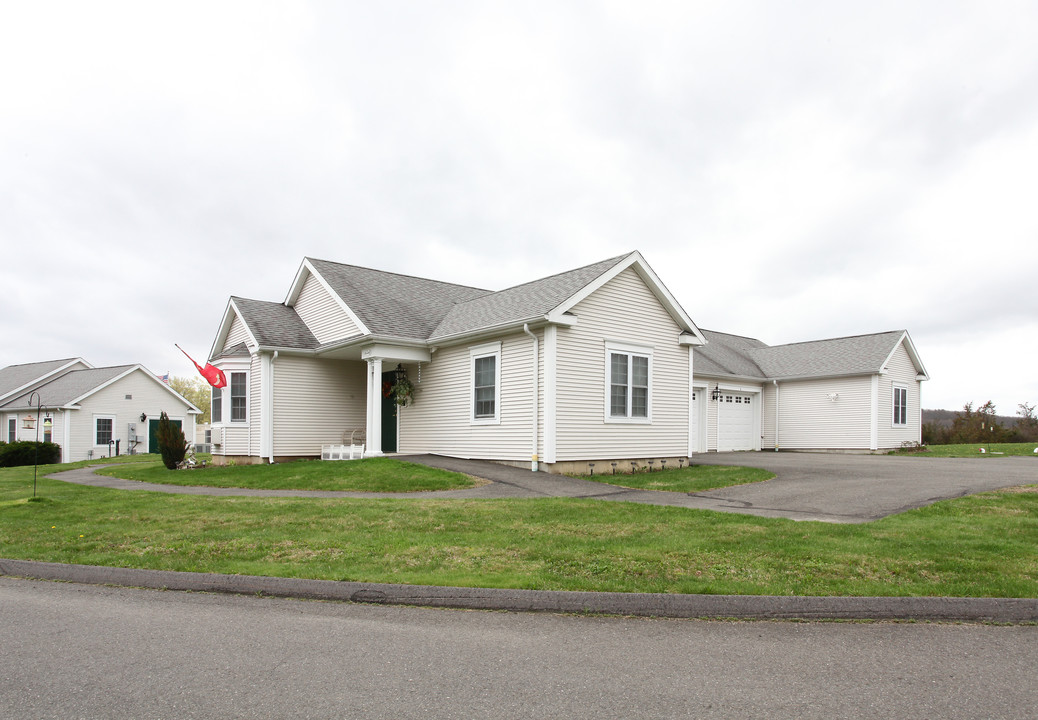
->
[717,393,755,451]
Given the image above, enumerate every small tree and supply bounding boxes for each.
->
[1013,402,1038,442]
[156,411,187,470]
[950,401,1006,444]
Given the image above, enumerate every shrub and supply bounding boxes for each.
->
[0,441,62,468]
[156,411,188,470]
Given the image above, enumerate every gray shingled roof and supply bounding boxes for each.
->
[307,259,491,340]
[0,366,135,410]
[429,255,629,340]
[213,342,252,360]
[695,330,769,378]
[695,330,909,380]
[753,331,908,379]
[231,297,320,350]
[0,358,82,400]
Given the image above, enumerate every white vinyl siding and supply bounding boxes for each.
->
[877,342,922,448]
[224,315,251,352]
[294,273,361,344]
[761,376,872,450]
[555,267,689,461]
[272,356,367,457]
[398,332,535,461]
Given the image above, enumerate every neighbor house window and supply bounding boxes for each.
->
[893,386,908,426]
[7,417,15,443]
[211,386,222,423]
[606,343,651,422]
[470,342,501,424]
[95,416,114,446]
[230,372,247,422]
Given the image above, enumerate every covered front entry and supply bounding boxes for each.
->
[717,392,756,451]
[381,370,397,453]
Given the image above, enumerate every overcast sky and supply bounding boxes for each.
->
[2,1,1036,414]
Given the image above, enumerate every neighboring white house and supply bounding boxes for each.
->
[0,359,201,463]
[205,251,928,472]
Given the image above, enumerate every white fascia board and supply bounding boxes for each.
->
[227,299,261,353]
[894,330,930,381]
[360,343,432,363]
[428,317,551,349]
[208,299,245,361]
[67,366,203,414]
[284,258,312,306]
[548,251,707,344]
[286,258,371,336]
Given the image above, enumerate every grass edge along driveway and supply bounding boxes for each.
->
[1,458,1035,598]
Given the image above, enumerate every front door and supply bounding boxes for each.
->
[148,418,183,454]
[381,371,397,453]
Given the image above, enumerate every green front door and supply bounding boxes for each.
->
[148,418,183,455]
[381,371,397,453]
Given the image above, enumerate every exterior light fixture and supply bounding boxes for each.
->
[711,385,722,401]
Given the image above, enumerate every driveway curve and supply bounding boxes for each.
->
[47,452,1037,524]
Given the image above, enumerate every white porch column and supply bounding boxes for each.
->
[366,357,383,456]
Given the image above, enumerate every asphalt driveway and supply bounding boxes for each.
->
[685,451,1038,522]
[50,452,1037,524]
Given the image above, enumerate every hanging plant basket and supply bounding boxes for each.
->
[390,375,415,407]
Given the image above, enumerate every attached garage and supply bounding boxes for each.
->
[716,392,758,451]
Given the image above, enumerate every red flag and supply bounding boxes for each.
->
[176,344,227,388]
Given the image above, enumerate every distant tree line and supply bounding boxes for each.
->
[922,401,1038,444]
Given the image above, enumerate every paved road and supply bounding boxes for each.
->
[52,452,1038,523]
[2,576,1035,720]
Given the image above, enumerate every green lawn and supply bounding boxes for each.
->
[571,464,773,493]
[94,457,480,492]
[893,442,1038,457]
[1,459,1035,597]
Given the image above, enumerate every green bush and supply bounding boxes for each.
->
[156,411,187,470]
[0,441,62,468]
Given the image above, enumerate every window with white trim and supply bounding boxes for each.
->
[606,343,651,422]
[893,385,908,426]
[95,416,114,446]
[211,386,222,423]
[470,342,501,424]
[7,417,16,443]
[230,372,247,422]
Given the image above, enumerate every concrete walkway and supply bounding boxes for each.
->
[47,452,1037,524]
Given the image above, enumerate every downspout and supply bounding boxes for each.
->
[773,380,780,451]
[523,323,539,472]
[268,350,278,463]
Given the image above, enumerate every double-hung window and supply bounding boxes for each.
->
[470,342,501,424]
[95,416,114,446]
[893,386,908,426]
[606,343,651,422]
[211,386,223,423]
[230,372,247,422]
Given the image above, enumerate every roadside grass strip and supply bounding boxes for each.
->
[2,461,1035,598]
